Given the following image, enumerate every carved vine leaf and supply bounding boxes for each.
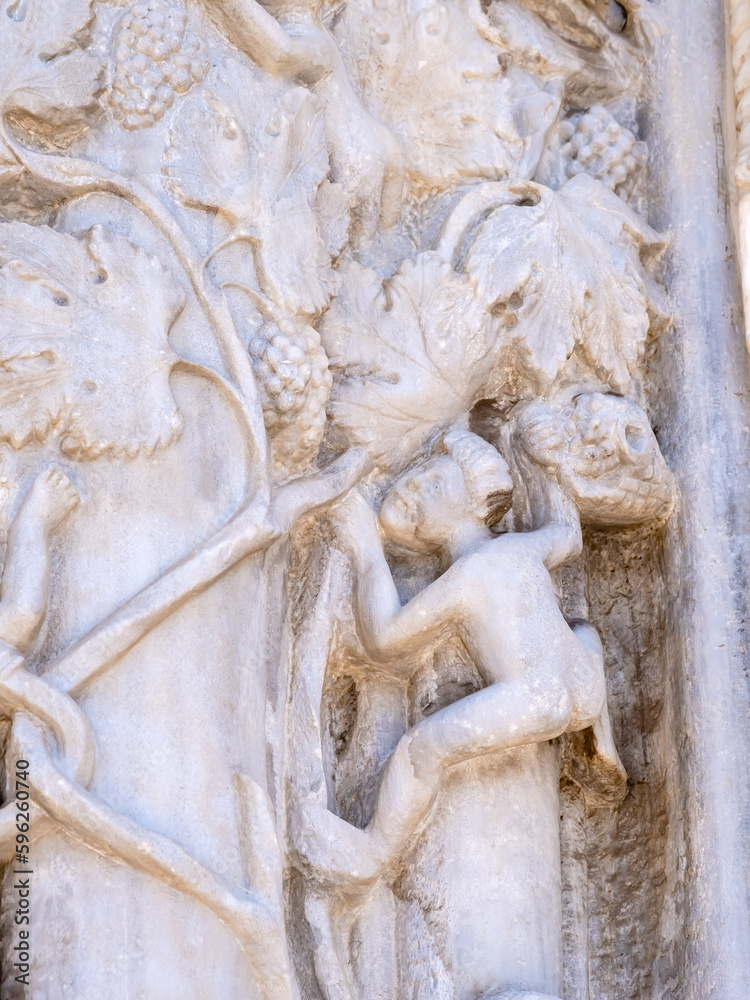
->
[254,88,336,317]
[0,0,103,160]
[161,92,255,216]
[482,1,651,100]
[322,176,666,469]
[320,254,495,469]
[465,175,667,393]
[0,223,185,459]
[163,86,334,318]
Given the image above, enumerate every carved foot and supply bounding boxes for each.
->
[19,467,79,538]
[590,700,629,791]
[563,620,628,805]
[290,794,388,890]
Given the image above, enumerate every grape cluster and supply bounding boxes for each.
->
[109,1,209,131]
[558,106,647,201]
[248,323,333,473]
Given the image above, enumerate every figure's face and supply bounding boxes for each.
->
[569,393,658,478]
[379,455,476,550]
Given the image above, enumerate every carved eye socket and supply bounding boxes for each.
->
[92,269,108,285]
[625,423,647,452]
[53,293,70,307]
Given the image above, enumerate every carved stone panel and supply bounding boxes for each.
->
[0,1,748,999]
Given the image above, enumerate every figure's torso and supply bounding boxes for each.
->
[445,536,572,687]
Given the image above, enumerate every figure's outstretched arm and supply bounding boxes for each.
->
[522,489,582,572]
[200,0,328,81]
[510,404,582,571]
[334,492,458,668]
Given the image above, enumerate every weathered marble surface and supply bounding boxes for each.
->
[0,1,747,998]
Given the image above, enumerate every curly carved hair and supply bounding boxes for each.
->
[440,429,513,528]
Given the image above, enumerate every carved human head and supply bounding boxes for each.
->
[564,392,675,522]
[378,429,513,550]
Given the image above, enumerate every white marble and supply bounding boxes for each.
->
[0,1,747,998]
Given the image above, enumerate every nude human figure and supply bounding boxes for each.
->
[293,429,623,885]
[200,0,404,244]
[0,467,79,655]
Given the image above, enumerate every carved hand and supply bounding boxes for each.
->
[268,448,372,538]
[514,403,567,474]
[329,487,379,559]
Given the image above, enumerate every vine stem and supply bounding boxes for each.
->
[0,134,305,998]
[42,442,368,698]
[10,714,299,1000]
[0,133,370,700]
[3,126,269,493]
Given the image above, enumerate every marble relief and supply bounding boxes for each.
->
[0,1,682,998]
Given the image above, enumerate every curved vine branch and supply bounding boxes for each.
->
[0,641,95,855]
[220,279,284,326]
[43,446,368,698]
[10,714,299,1000]
[0,131,368,1000]
[2,126,269,494]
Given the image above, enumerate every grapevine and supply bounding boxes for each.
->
[558,106,647,202]
[248,323,333,474]
[109,1,209,131]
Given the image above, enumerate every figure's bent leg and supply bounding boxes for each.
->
[291,733,438,887]
[406,675,573,779]
[352,676,574,873]
[295,671,577,888]
[0,468,78,653]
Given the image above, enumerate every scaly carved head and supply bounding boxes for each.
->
[568,393,652,477]
[512,392,676,526]
[379,429,513,550]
